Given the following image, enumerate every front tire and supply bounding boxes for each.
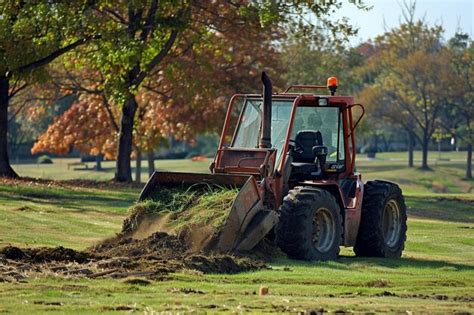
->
[276,187,343,261]
[354,180,407,258]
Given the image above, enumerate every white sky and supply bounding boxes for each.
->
[332,0,473,45]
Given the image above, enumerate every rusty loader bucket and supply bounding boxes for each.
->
[139,171,278,252]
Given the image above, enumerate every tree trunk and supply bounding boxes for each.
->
[135,148,141,184]
[115,93,138,182]
[95,155,102,171]
[421,134,430,170]
[407,130,414,168]
[147,150,155,177]
[0,76,18,178]
[467,143,472,179]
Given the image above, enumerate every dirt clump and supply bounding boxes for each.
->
[1,246,92,263]
[2,246,26,260]
[89,231,266,274]
[90,232,187,260]
[183,254,266,274]
[0,231,266,282]
[121,186,238,251]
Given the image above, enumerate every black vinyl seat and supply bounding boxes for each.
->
[290,130,323,179]
[292,130,323,163]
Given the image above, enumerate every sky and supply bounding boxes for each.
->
[332,0,473,45]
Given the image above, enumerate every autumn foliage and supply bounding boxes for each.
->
[32,94,117,159]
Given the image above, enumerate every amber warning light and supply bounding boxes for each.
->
[327,76,338,96]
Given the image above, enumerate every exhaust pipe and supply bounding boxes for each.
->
[259,71,272,149]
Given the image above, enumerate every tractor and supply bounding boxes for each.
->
[139,72,407,261]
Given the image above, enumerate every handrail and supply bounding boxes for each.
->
[283,85,327,93]
[347,103,365,137]
[347,103,365,173]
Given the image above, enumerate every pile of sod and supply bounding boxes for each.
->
[122,185,239,238]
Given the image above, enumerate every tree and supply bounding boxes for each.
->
[356,1,450,169]
[31,93,117,160]
[280,30,365,95]
[444,33,473,179]
[0,1,95,177]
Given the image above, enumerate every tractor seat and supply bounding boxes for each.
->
[291,130,323,179]
[292,130,323,163]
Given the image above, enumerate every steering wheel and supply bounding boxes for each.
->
[288,139,304,154]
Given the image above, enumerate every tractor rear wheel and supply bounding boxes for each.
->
[354,180,407,258]
[276,186,343,261]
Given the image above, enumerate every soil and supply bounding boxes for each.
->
[0,232,266,282]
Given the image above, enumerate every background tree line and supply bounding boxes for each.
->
[1,0,364,182]
[2,1,472,182]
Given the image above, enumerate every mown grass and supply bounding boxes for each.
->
[0,183,136,249]
[1,212,473,313]
[1,152,473,313]
[12,158,210,182]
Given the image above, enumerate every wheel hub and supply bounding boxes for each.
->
[312,208,336,253]
[383,199,401,248]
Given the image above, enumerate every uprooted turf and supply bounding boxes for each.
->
[121,186,239,251]
[0,232,266,283]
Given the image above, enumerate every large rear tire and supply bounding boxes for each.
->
[354,180,407,258]
[276,186,343,261]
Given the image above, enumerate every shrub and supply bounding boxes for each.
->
[37,155,53,164]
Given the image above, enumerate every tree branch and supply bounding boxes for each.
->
[13,36,98,75]
[132,29,179,87]
[8,100,29,123]
[100,93,119,132]
[8,81,28,98]
[140,0,158,42]
[101,7,128,24]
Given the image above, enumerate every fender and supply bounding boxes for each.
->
[300,175,364,247]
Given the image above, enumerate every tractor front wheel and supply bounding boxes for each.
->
[276,187,343,261]
[354,180,407,258]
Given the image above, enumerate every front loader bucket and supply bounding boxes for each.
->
[138,171,250,201]
[139,171,278,252]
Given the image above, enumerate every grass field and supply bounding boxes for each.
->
[1,151,473,313]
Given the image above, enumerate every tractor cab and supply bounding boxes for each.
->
[286,100,345,182]
[230,96,344,179]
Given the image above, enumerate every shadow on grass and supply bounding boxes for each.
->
[339,256,474,271]
[357,163,408,173]
[0,190,134,213]
[406,196,474,223]
[273,256,474,272]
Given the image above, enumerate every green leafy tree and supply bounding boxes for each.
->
[0,1,95,177]
[443,33,473,179]
[281,34,364,94]
[357,1,450,170]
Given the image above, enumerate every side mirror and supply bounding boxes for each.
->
[312,145,328,169]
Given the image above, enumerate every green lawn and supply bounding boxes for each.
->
[12,158,210,182]
[0,182,135,249]
[1,152,473,313]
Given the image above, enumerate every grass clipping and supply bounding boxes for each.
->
[122,186,238,252]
